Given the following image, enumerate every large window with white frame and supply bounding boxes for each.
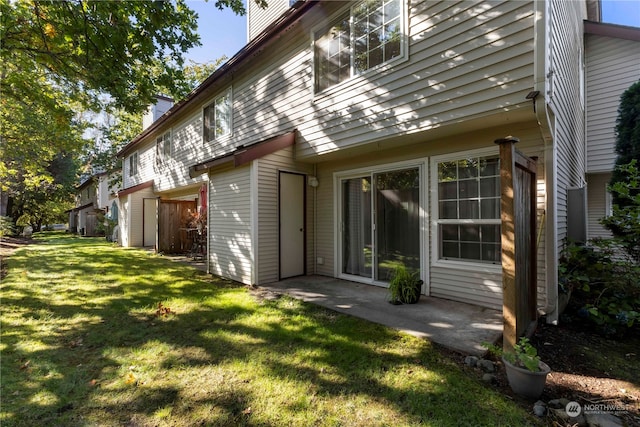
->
[156,130,171,164]
[203,88,232,143]
[314,0,405,93]
[434,153,501,264]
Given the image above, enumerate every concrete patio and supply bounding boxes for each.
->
[160,251,503,356]
[260,275,503,356]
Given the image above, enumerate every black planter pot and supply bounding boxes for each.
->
[400,280,424,304]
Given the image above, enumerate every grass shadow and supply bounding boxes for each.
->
[1,235,535,426]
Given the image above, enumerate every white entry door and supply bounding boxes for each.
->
[279,172,305,278]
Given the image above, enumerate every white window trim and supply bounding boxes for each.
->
[311,0,409,98]
[333,158,429,291]
[202,87,233,144]
[430,147,502,273]
[156,130,172,165]
[605,184,612,217]
[128,152,139,177]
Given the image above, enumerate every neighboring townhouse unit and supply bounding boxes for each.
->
[116,0,620,325]
[69,171,120,236]
[584,21,640,239]
[116,95,208,252]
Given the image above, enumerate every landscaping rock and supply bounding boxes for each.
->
[482,373,496,384]
[549,407,587,426]
[477,359,495,372]
[548,398,571,409]
[533,400,546,417]
[464,355,478,367]
[584,412,623,427]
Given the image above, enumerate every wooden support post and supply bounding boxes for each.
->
[495,136,520,355]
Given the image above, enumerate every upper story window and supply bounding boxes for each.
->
[434,154,501,264]
[156,131,172,164]
[128,152,138,177]
[203,88,232,143]
[314,0,405,93]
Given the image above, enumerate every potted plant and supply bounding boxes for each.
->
[388,265,423,304]
[485,337,550,399]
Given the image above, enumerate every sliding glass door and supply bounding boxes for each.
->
[342,177,372,277]
[340,166,421,284]
[375,168,420,281]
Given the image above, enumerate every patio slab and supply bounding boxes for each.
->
[260,275,503,356]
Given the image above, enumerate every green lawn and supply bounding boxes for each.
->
[1,234,536,426]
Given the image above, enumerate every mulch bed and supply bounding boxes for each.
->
[454,319,640,425]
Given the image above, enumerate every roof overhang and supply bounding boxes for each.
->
[65,201,94,213]
[116,180,154,198]
[189,130,296,178]
[116,1,316,158]
[584,20,640,41]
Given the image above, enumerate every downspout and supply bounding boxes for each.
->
[534,0,559,324]
[313,163,318,275]
[206,173,211,275]
[250,160,259,286]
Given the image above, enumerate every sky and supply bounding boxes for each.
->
[184,0,248,65]
[183,0,640,65]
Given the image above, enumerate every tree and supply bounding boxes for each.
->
[610,80,640,204]
[83,59,227,185]
[182,58,228,91]
[0,75,87,230]
[1,0,202,112]
[602,160,640,263]
[1,0,261,112]
[1,0,260,230]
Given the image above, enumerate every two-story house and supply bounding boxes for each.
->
[69,171,119,236]
[114,94,205,251]
[115,0,624,325]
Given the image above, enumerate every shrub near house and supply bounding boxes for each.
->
[560,162,640,337]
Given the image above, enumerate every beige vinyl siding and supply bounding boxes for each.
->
[586,35,640,173]
[314,160,335,278]
[430,267,502,310]
[155,113,207,193]
[296,0,536,158]
[97,176,111,210]
[547,0,586,246]
[255,147,314,284]
[231,49,310,151]
[122,0,538,214]
[248,0,290,41]
[586,173,613,239]
[209,164,253,285]
[126,186,156,248]
[210,0,537,161]
[123,142,155,189]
